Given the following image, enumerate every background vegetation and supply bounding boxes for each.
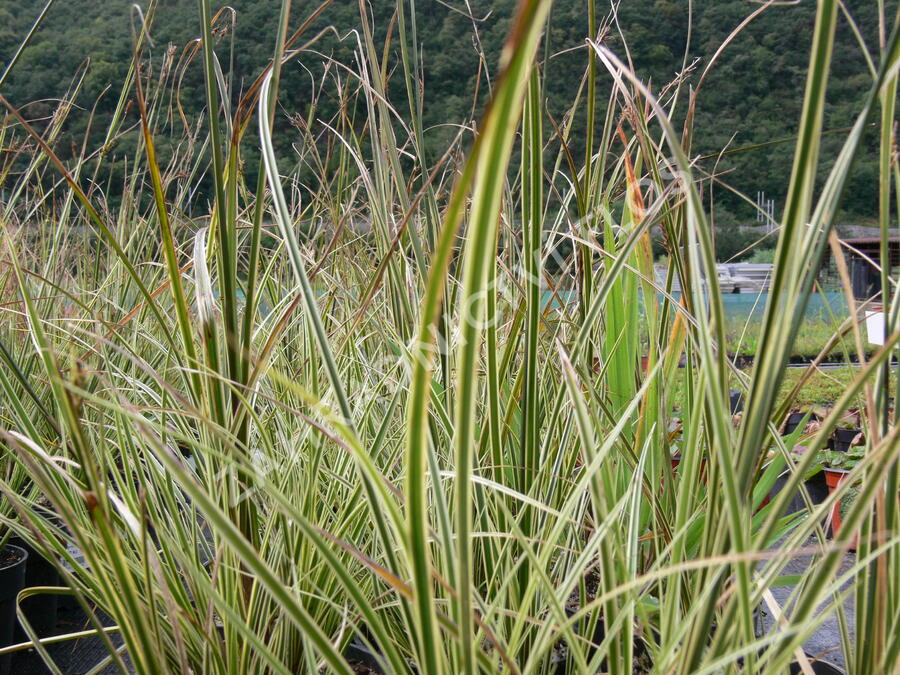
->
[0,0,890,234]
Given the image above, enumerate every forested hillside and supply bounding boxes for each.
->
[0,0,891,224]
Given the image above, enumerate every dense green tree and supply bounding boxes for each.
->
[0,0,895,225]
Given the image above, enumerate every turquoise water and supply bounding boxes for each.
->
[719,291,847,319]
[541,290,849,320]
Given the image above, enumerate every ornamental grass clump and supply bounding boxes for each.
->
[0,0,899,673]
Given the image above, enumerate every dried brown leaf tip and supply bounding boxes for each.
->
[84,491,99,514]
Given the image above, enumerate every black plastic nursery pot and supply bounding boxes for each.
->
[831,428,862,454]
[0,544,28,675]
[784,412,807,435]
[729,390,744,414]
[344,638,390,674]
[770,468,832,527]
[788,654,844,674]
[784,411,820,436]
[11,536,60,641]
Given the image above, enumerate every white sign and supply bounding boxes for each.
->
[866,311,885,346]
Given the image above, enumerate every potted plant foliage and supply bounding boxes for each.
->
[817,447,865,540]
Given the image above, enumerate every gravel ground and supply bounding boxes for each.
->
[764,543,856,671]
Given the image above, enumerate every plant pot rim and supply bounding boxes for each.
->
[0,543,27,573]
[824,467,853,490]
[787,410,820,420]
[0,544,28,604]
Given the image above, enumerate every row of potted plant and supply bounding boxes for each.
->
[782,407,865,540]
[670,406,868,541]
